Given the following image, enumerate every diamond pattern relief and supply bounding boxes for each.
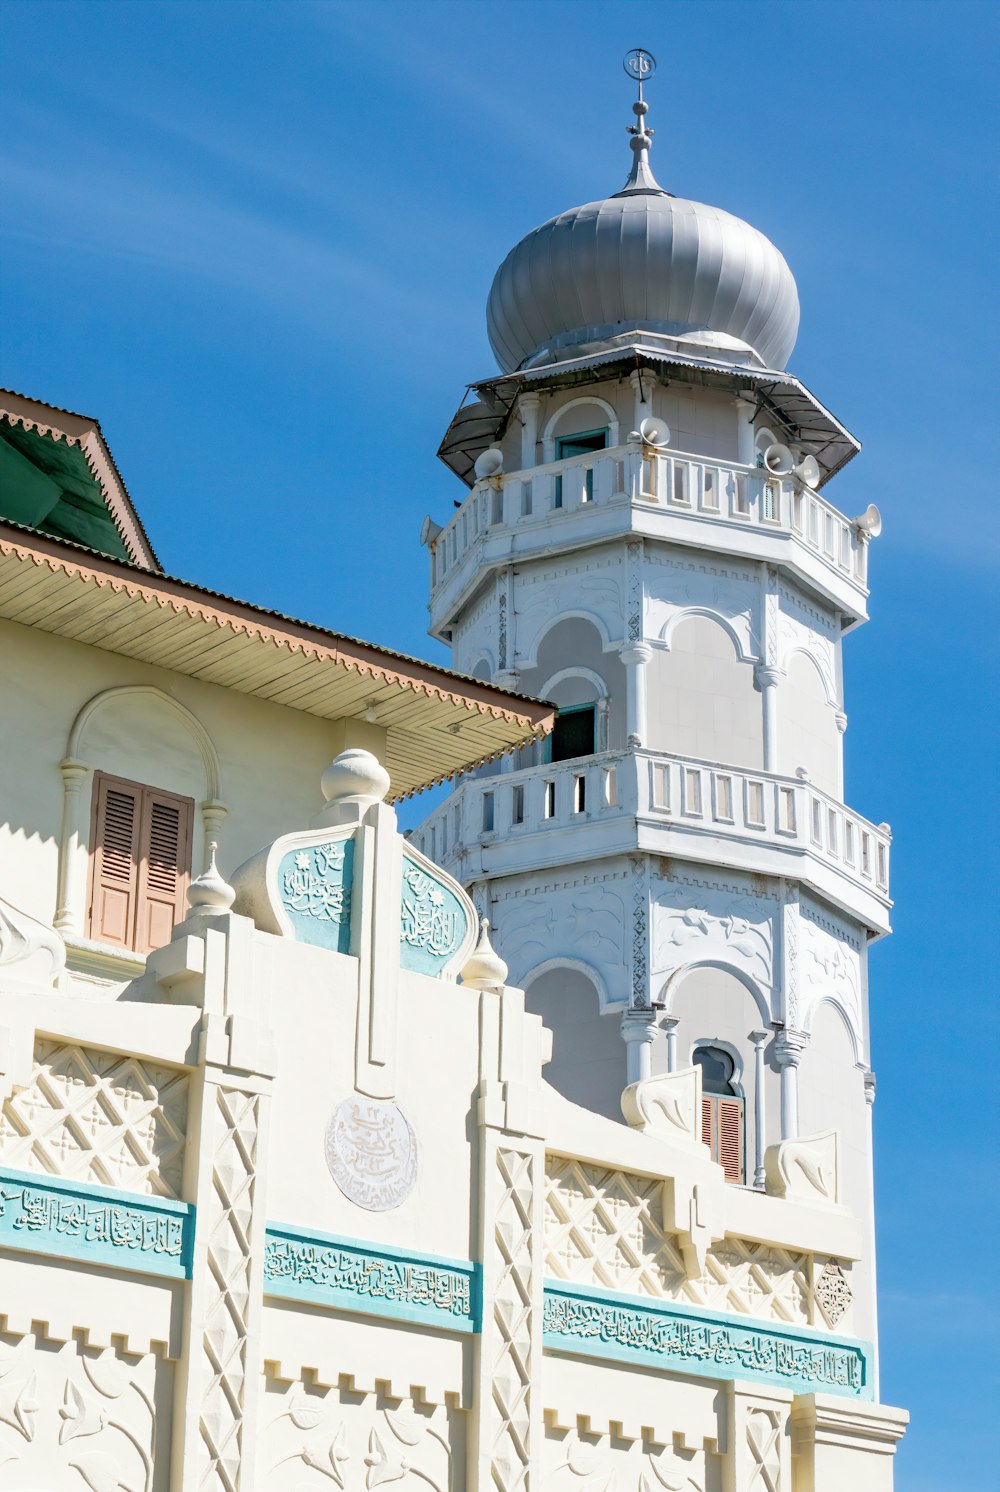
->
[0,1038,188,1197]
[199,1087,259,1492]
[491,1147,536,1492]
[747,1408,783,1491]
[544,1157,812,1326]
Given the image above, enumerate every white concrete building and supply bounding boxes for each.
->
[0,59,907,1492]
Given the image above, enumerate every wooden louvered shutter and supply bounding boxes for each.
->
[89,775,141,947]
[135,788,193,954]
[718,1097,745,1184]
[701,1093,715,1157]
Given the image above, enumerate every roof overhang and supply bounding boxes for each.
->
[438,344,860,491]
[0,390,160,570]
[0,525,553,799]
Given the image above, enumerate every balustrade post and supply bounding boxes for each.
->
[620,642,652,748]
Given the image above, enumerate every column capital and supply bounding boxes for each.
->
[619,641,652,666]
[517,389,542,412]
[754,663,785,691]
[749,1028,770,1050]
[834,710,848,734]
[58,757,90,791]
[773,1027,809,1067]
[863,1068,877,1106]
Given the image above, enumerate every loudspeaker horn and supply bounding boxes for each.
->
[420,515,442,547]
[763,442,795,476]
[473,447,504,480]
[639,415,670,448]
[794,454,821,489]
[853,503,882,538]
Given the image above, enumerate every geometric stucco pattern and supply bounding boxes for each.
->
[490,1147,536,1492]
[198,1086,260,1492]
[544,1157,813,1327]
[0,1037,188,1198]
[746,1406,783,1491]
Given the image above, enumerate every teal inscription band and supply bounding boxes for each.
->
[543,1280,873,1400]
[0,1167,193,1280]
[264,1222,479,1334]
[399,853,471,975]
[278,837,354,952]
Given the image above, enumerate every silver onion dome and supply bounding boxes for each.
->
[486,91,800,374]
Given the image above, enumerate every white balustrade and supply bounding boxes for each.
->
[429,443,868,600]
[413,749,890,903]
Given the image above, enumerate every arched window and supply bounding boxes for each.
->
[694,1045,744,1183]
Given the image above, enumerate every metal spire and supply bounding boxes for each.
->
[621,47,663,193]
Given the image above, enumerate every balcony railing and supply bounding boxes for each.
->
[429,442,870,609]
[413,749,891,922]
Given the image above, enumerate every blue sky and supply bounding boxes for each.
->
[1,1,996,1482]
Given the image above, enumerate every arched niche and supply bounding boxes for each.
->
[776,650,840,796]
[542,396,620,462]
[647,612,763,768]
[523,961,625,1124]
[56,686,227,939]
[518,616,626,753]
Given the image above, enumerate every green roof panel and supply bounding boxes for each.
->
[0,420,132,562]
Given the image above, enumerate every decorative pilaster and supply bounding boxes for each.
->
[497,566,515,674]
[780,885,801,1032]
[628,855,649,1009]
[789,1396,908,1492]
[473,984,546,1492]
[755,665,784,774]
[749,1030,770,1187]
[54,757,91,935]
[758,565,783,771]
[735,396,757,467]
[723,1382,793,1492]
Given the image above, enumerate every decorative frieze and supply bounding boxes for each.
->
[543,1283,871,1398]
[278,838,353,951]
[264,1224,478,1333]
[0,1166,193,1279]
[399,854,472,975]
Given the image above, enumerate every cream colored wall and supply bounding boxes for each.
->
[799,999,875,1343]
[523,966,625,1123]
[516,615,627,751]
[0,617,348,941]
[647,614,763,768]
[778,652,842,796]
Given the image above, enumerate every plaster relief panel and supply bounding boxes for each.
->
[514,555,623,665]
[543,1425,708,1491]
[492,876,628,1005]
[645,553,757,660]
[776,584,837,700]
[798,903,862,1045]
[0,1040,188,1199]
[258,1375,464,1491]
[651,876,774,992]
[0,1329,169,1491]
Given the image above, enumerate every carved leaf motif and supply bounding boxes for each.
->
[644,1452,691,1490]
[82,1351,130,1400]
[567,1437,599,1475]
[60,1378,105,1443]
[384,1406,426,1446]
[287,1389,325,1431]
[69,1450,129,1492]
[0,1368,39,1442]
[365,1426,407,1486]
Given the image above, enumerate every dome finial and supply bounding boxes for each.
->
[621,47,663,194]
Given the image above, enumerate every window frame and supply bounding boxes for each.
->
[86,770,195,955]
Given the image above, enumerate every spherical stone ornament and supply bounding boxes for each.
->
[325,1095,417,1211]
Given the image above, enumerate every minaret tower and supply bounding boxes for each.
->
[415,52,889,1349]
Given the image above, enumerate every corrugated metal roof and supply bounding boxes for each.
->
[438,343,860,490]
[0,522,554,800]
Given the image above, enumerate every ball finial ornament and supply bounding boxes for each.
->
[461,918,509,992]
[317,749,391,827]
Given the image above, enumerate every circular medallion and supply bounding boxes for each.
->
[325,1096,417,1211]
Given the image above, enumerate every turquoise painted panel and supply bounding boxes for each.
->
[399,853,471,975]
[0,1167,193,1280]
[542,1281,873,1400]
[278,837,354,952]
[264,1222,479,1334]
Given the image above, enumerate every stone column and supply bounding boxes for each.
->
[863,1068,880,1398]
[518,391,541,471]
[749,1030,770,1187]
[629,367,650,432]
[54,757,92,935]
[621,1008,658,1084]
[774,1029,808,1141]
[662,1014,680,1073]
[755,665,783,773]
[620,642,652,748]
